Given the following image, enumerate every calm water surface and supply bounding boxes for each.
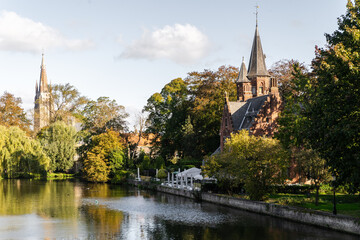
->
[0,180,358,240]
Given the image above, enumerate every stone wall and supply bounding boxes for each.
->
[156,185,360,236]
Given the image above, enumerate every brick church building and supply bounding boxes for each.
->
[219,22,282,152]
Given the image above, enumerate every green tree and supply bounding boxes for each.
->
[83,130,125,182]
[0,126,50,177]
[82,97,128,135]
[301,1,360,191]
[293,148,332,205]
[269,59,309,100]
[144,66,239,160]
[144,78,190,160]
[181,115,196,158]
[37,121,77,172]
[186,65,238,156]
[50,83,89,123]
[276,64,312,149]
[204,130,289,200]
[0,92,31,134]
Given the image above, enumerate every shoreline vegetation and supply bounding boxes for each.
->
[2,173,359,219]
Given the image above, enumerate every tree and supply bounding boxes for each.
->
[83,130,125,182]
[0,92,31,134]
[181,115,196,158]
[130,112,147,160]
[0,125,50,177]
[144,66,239,160]
[82,97,128,135]
[269,59,309,100]
[204,130,289,200]
[50,83,89,123]
[293,148,331,206]
[144,78,190,160]
[303,0,360,191]
[186,65,238,156]
[276,64,312,149]
[37,121,77,172]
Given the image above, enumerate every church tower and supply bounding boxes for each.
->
[246,21,271,97]
[34,53,52,132]
[218,13,282,152]
[236,17,279,101]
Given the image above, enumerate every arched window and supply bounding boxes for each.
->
[259,86,263,95]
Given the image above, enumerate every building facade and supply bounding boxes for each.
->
[219,23,282,151]
[34,54,52,132]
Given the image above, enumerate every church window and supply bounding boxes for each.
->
[259,86,263,95]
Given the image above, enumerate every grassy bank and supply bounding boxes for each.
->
[268,193,360,218]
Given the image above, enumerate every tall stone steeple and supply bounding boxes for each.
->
[39,53,49,92]
[247,24,270,78]
[34,53,52,132]
[246,17,271,97]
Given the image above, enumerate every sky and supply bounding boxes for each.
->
[0,0,347,129]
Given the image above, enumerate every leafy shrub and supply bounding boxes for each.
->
[111,170,128,184]
[157,169,167,179]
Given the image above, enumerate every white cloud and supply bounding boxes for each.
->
[119,24,210,64]
[0,11,94,53]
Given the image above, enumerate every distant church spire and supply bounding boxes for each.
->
[39,53,49,93]
[34,53,51,132]
[247,7,270,78]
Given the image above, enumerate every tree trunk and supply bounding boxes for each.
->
[315,182,319,206]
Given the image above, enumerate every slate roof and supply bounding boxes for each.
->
[228,95,268,130]
[247,25,270,77]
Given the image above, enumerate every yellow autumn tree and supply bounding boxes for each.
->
[83,130,124,182]
[204,130,289,200]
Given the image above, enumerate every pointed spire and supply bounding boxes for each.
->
[39,53,49,93]
[236,57,249,83]
[35,80,39,94]
[41,52,45,67]
[247,18,270,77]
[224,91,229,101]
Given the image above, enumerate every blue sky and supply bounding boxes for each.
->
[0,0,347,128]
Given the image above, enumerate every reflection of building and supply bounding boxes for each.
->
[219,21,282,152]
[34,54,52,132]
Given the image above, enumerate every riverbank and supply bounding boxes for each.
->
[129,180,360,236]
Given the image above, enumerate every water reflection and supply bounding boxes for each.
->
[0,180,358,240]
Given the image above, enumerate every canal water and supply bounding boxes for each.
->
[0,180,358,240]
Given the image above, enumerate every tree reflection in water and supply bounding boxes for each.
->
[0,180,358,240]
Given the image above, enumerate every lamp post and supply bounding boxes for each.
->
[332,175,337,215]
